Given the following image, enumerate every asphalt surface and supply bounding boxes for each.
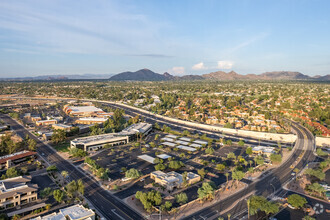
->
[180,122,318,220]
[2,96,317,220]
[0,114,144,220]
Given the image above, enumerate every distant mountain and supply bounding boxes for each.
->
[258,71,310,80]
[0,73,114,81]
[109,69,172,81]
[202,71,244,80]
[2,69,329,82]
[202,70,329,81]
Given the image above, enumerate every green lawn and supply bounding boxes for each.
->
[54,142,70,152]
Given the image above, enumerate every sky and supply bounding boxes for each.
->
[0,0,330,77]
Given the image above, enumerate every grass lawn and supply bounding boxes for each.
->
[54,142,70,152]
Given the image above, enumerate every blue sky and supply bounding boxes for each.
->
[0,0,329,77]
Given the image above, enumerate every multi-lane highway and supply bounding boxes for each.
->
[181,121,316,220]
[0,114,143,220]
[1,97,318,220]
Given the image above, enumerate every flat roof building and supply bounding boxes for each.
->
[137,155,155,164]
[252,146,275,157]
[0,176,38,209]
[161,142,177,147]
[0,150,37,169]
[177,145,197,152]
[75,117,108,125]
[64,105,104,117]
[71,133,129,152]
[36,120,57,126]
[71,122,152,152]
[52,124,73,131]
[150,171,200,190]
[33,204,95,220]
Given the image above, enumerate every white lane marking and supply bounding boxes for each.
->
[111,209,126,220]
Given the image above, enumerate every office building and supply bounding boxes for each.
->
[0,176,38,209]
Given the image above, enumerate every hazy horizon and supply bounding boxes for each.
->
[0,0,330,77]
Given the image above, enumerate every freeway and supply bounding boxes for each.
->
[2,96,314,220]
[0,114,143,220]
[182,121,317,220]
[102,102,293,148]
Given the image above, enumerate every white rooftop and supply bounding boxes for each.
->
[32,212,66,220]
[179,137,191,142]
[138,154,156,164]
[165,134,178,139]
[175,140,190,145]
[77,117,107,122]
[60,204,94,220]
[161,137,175,142]
[177,145,196,152]
[67,106,103,114]
[193,140,208,145]
[162,142,177,147]
[190,143,202,148]
[157,154,171,159]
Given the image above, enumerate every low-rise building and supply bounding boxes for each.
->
[52,123,73,131]
[75,117,108,125]
[0,176,38,209]
[71,133,129,152]
[32,204,95,220]
[252,146,275,157]
[36,120,57,126]
[150,171,200,190]
[63,105,104,117]
[0,150,37,169]
[71,122,152,152]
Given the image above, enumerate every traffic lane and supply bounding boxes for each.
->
[275,191,330,220]
[184,124,313,219]
[105,103,291,146]
[2,114,143,220]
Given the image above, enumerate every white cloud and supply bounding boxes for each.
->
[170,66,185,75]
[192,62,207,70]
[217,60,234,69]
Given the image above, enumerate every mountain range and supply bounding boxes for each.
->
[109,69,330,81]
[1,69,329,81]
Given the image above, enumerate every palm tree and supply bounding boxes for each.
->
[293,168,299,181]
[225,172,229,188]
[249,160,253,168]
[61,171,69,181]
[227,213,231,220]
[247,198,250,219]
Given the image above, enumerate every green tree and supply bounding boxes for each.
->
[270,154,282,164]
[307,182,326,196]
[1,167,19,179]
[175,192,188,204]
[238,140,245,146]
[40,187,52,198]
[46,165,58,173]
[287,194,307,209]
[231,170,245,187]
[27,138,37,151]
[304,168,325,180]
[316,148,328,157]
[205,147,215,155]
[198,182,215,201]
[168,160,184,170]
[51,129,66,144]
[125,168,141,179]
[197,168,207,179]
[53,189,65,203]
[154,163,166,171]
[246,147,253,156]
[216,164,225,171]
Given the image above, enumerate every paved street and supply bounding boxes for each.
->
[0,114,143,220]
